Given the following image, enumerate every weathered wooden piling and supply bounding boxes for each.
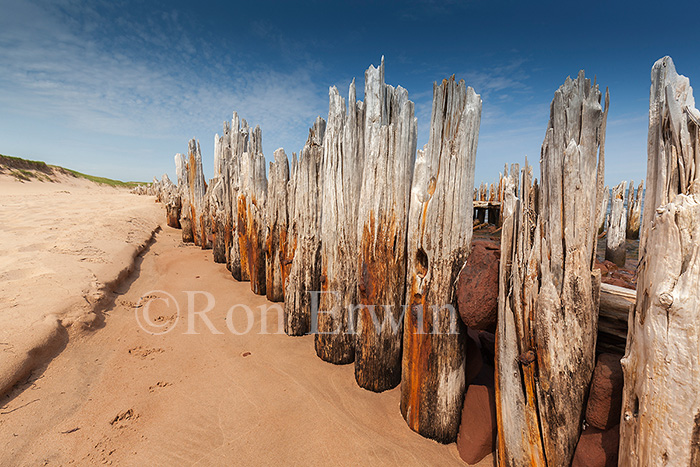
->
[236,125,267,295]
[496,71,608,467]
[620,56,700,467]
[626,179,643,239]
[597,185,610,233]
[265,148,290,302]
[354,59,417,392]
[175,152,194,243]
[185,139,209,248]
[285,118,325,335]
[606,180,627,267]
[314,83,364,363]
[400,76,481,443]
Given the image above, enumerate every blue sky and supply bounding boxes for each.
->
[1,0,698,185]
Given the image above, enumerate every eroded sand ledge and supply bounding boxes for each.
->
[0,173,162,397]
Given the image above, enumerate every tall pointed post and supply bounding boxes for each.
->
[495,71,608,466]
[400,77,481,443]
[354,58,417,392]
[620,56,700,466]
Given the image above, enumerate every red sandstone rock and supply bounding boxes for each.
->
[456,365,496,464]
[586,353,624,430]
[457,240,500,332]
[572,425,620,467]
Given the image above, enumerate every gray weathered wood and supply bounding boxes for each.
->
[355,58,417,392]
[597,185,609,233]
[234,124,267,294]
[265,148,290,302]
[185,138,209,248]
[496,71,607,467]
[620,56,700,467]
[315,82,364,363]
[400,76,481,443]
[626,180,643,239]
[606,181,627,267]
[175,152,194,243]
[285,118,325,335]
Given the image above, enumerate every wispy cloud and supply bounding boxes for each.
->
[0,0,327,178]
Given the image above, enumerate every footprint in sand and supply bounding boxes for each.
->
[110,408,138,428]
[148,381,171,392]
[127,346,165,359]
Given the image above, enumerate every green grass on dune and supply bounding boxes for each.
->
[0,153,148,187]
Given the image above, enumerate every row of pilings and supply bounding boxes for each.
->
[138,55,700,466]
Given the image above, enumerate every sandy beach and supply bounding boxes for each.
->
[0,176,487,466]
[0,173,161,403]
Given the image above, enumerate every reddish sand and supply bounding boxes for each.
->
[1,223,492,465]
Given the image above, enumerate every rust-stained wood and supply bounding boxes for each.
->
[400,76,481,443]
[265,148,289,302]
[285,118,325,335]
[234,124,267,295]
[186,138,209,249]
[315,82,364,363]
[620,56,700,467]
[355,58,417,392]
[496,70,608,467]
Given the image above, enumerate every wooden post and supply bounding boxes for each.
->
[161,173,181,229]
[235,124,268,295]
[626,180,643,239]
[496,71,608,467]
[175,153,194,243]
[400,76,481,443]
[355,58,417,392]
[210,177,227,262]
[186,138,209,248]
[597,185,610,233]
[620,56,700,466]
[606,181,627,267]
[285,118,325,335]
[315,82,364,363]
[265,148,290,302]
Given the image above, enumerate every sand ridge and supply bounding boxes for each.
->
[0,173,162,397]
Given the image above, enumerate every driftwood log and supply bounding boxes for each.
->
[620,56,700,466]
[496,71,608,467]
[315,83,364,363]
[265,148,290,302]
[400,76,481,443]
[605,181,627,267]
[355,59,417,392]
[175,152,194,243]
[284,118,325,335]
[626,179,643,239]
